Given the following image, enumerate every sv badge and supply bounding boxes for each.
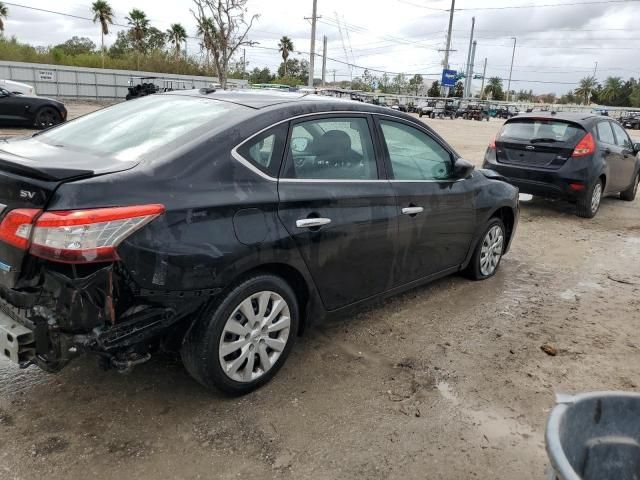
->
[20,190,36,200]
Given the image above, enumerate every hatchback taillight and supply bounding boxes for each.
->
[0,204,165,263]
[488,134,497,150]
[571,132,595,158]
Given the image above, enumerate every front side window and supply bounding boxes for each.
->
[380,120,452,181]
[611,122,633,149]
[595,122,616,145]
[283,117,378,180]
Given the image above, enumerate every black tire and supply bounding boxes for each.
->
[419,112,423,118]
[181,274,299,395]
[576,178,602,218]
[620,173,639,201]
[34,106,62,129]
[465,218,506,280]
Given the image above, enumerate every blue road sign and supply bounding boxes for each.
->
[441,69,457,88]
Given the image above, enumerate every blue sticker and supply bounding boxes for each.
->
[0,261,12,273]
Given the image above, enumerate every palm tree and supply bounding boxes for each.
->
[278,36,294,77]
[167,23,187,63]
[0,2,9,34]
[484,76,503,99]
[196,17,216,74]
[126,8,150,70]
[575,76,597,105]
[91,1,114,68]
[600,76,623,104]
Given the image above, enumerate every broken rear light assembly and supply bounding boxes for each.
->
[0,204,165,263]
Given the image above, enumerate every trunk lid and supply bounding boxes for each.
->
[495,118,585,169]
[0,138,138,288]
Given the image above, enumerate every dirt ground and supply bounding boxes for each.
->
[1,103,640,480]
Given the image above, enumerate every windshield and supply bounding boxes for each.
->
[37,94,239,161]
[500,119,584,143]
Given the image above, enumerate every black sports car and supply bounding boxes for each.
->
[0,88,67,129]
[0,90,518,394]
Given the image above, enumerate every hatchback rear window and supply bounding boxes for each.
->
[37,95,239,162]
[500,120,584,144]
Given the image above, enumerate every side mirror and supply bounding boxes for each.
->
[634,143,640,154]
[453,158,475,179]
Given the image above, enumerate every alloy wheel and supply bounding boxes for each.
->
[480,225,504,276]
[36,107,60,128]
[218,291,291,383]
[591,182,602,214]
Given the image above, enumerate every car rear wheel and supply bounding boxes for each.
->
[576,179,602,218]
[620,173,639,201]
[181,274,299,395]
[34,107,62,129]
[465,218,505,280]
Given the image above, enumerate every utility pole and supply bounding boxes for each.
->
[506,37,516,102]
[322,35,327,87]
[593,61,598,77]
[468,40,477,98]
[242,49,246,79]
[464,16,475,98]
[441,0,456,96]
[307,0,318,88]
[479,58,487,99]
[331,69,336,85]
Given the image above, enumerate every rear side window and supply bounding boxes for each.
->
[611,122,633,149]
[283,117,378,180]
[500,120,584,144]
[596,122,616,145]
[236,123,288,177]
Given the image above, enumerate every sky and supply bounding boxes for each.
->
[3,0,640,94]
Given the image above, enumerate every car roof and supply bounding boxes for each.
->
[166,88,391,111]
[507,111,604,125]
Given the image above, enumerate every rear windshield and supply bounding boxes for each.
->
[500,119,584,144]
[37,95,239,161]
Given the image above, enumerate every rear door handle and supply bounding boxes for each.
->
[296,218,332,228]
[402,206,424,215]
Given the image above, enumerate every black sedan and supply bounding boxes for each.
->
[483,113,640,218]
[0,90,518,394]
[0,88,67,128]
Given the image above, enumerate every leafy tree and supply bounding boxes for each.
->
[91,0,113,68]
[196,17,216,74]
[378,73,390,93]
[452,80,464,97]
[277,58,308,84]
[278,36,294,76]
[630,84,640,108]
[408,74,423,95]
[392,73,407,94]
[146,27,166,51]
[362,69,376,92]
[249,67,273,84]
[0,2,8,34]
[484,76,504,100]
[191,0,259,89]
[54,37,96,56]
[600,76,623,104]
[574,76,597,105]
[167,23,187,62]
[427,80,440,97]
[126,8,150,69]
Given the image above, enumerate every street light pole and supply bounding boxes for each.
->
[506,36,516,102]
[464,16,475,98]
[441,0,456,96]
[308,0,318,88]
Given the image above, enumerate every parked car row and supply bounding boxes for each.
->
[619,111,640,130]
[0,87,67,129]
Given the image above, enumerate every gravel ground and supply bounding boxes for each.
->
[1,103,640,480]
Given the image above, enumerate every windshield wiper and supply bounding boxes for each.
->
[530,137,558,143]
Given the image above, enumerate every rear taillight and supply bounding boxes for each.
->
[0,204,165,263]
[571,132,595,158]
[0,209,41,250]
[30,204,165,264]
[488,134,497,150]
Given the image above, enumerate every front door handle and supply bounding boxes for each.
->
[296,218,332,228]
[402,206,424,215]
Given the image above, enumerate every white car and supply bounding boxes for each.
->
[0,79,36,96]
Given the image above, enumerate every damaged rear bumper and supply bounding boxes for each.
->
[0,262,220,371]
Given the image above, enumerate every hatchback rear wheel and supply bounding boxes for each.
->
[181,274,299,395]
[576,179,602,218]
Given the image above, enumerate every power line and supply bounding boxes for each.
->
[398,0,640,10]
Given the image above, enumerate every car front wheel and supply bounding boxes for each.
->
[181,274,299,395]
[576,179,602,218]
[620,173,639,201]
[465,218,506,280]
[34,106,62,129]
